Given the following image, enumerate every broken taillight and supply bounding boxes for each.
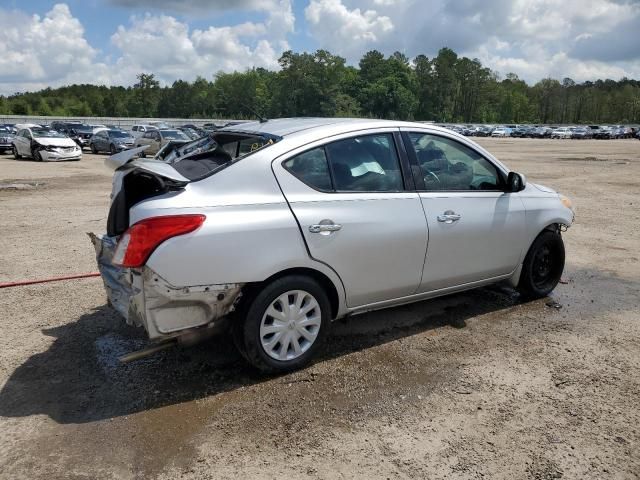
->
[112,214,206,268]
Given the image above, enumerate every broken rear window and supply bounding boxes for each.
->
[170,131,279,181]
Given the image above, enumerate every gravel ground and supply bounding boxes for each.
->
[0,138,639,479]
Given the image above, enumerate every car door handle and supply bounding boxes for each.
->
[437,211,461,223]
[309,223,342,233]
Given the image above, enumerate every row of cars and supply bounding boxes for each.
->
[0,120,241,161]
[442,124,639,139]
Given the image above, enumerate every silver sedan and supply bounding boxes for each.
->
[92,118,574,373]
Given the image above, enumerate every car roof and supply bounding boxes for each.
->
[219,117,453,138]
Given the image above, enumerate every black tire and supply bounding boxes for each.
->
[109,144,117,155]
[517,230,565,299]
[13,146,21,160]
[234,275,331,374]
[138,150,146,158]
[33,149,43,162]
[90,143,98,154]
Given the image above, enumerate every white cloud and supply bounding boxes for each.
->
[0,0,638,95]
[110,1,293,86]
[305,0,394,58]
[0,4,112,93]
[0,1,294,95]
[303,0,640,82]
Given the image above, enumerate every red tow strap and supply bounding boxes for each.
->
[0,272,101,289]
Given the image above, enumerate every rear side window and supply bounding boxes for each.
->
[283,133,404,192]
[327,134,403,192]
[283,147,332,191]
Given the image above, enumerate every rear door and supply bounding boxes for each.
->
[273,129,428,308]
[401,130,526,292]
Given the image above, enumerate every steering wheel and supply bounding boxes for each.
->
[424,170,440,185]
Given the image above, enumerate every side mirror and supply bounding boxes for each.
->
[507,171,526,192]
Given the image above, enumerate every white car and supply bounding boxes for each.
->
[131,124,159,138]
[133,129,191,156]
[92,118,574,372]
[491,127,511,137]
[12,126,81,161]
[551,127,573,139]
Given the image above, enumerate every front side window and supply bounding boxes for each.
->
[407,133,502,191]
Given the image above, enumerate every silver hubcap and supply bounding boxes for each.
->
[260,290,322,361]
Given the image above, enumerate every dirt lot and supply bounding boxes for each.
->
[0,138,639,479]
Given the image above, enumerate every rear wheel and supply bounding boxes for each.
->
[138,149,146,158]
[109,144,117,155]
[13,146,21,160]
[517,230,565,299]
[234,275,331,373]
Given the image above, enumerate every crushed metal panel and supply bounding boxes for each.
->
[88,232,141,325]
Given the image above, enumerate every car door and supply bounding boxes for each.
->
[149,131,161,153]
[137,131,152,148]
[15,129,30,155]
[94,131,104,151]
[273,130,428,307]
[401,130,526,292]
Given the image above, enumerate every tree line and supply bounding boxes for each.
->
[1,48,639,124]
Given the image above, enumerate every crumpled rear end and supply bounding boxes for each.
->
[89,232,243,340]
[89,232,139,324]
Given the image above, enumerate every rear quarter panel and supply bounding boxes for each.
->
[130,153,347,312]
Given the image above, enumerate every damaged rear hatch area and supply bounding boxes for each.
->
[91,132,278,341]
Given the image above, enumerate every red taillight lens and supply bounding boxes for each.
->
[112,214,206,268]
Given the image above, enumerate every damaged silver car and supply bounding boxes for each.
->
[92,118,574,373]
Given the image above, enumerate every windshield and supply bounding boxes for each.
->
[110,130,131,138]
[32,128,67,138]
[161,130,189,140]
[73,125,93,133]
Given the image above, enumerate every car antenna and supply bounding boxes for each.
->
[240,102,268,123]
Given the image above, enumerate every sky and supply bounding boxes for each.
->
[0,0,639,95]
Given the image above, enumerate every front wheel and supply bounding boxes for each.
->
[517,230,565,299]
[234,275,331,373]
[13,146,21,160]
[33,149,43,162]
[90,143,98,154]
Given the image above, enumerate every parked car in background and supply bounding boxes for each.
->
[0,123,17,134]
[177,127,202,140]
[131,124,159,138]
[570,127,592,139]
[0,126,15,153]
[551,127,573,139]
[476,126,492,137]
[593,126,613,139]
[134,128,191,156]
[12,126,81,161]
[92,118,574,373]
[531,126,552,138]
[511,126,534,138]
[491,127,511,137]
[90,129,135,154]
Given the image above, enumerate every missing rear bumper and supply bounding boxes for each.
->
[89,232,243,340]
